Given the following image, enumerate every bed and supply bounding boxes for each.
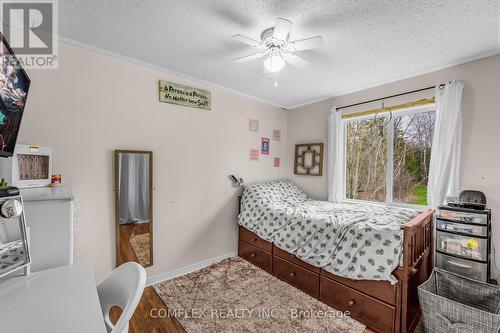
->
[237,181,434,333]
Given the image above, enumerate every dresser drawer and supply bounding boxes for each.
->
[239,227,272,252]
[320,276,395,333]
[273,245,321,273]
[238,241,271,273]
[273,256,320,297]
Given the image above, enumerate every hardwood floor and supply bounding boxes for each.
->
[117,222,152,266]
[111,286,375,333]
[110,287,185,333]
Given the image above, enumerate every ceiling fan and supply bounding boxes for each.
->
[232,18,323,73]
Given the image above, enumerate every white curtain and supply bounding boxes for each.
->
[119,153,150,224]
[427,80,464,208]
[327,107,344,202]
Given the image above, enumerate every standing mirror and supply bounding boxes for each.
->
[115,150,153,268]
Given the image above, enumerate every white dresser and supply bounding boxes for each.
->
[20,187,74,272]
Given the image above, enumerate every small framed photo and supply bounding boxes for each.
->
[261,137,270,155]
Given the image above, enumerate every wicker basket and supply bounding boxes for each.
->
[418,268,500,333]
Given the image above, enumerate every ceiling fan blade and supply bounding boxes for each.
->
[232,34,260,46]
[284,53,309,68]
[272,18,292,40]
[289,36,323,51]
[233,52,266,63]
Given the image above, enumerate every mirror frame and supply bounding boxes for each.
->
[114,150,153,268]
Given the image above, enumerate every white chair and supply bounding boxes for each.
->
[97,262,146,333]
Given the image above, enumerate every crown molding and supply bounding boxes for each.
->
[287,49,500,110]
[57,36,285,109]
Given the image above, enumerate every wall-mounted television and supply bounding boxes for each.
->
[0,33,31,158]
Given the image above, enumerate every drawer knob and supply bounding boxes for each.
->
[348,300,356,307]
[252,238,258,242]
[289,272,296,278]
[250,253,256,258]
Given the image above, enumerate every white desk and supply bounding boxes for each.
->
[0,263,107,333]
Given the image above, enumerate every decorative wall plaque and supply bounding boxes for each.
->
[294,143,324,176]
[159,80,211,110]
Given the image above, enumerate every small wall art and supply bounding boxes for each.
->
[273,129,281,141]
[250,149,259,161]
[261,137,270,155]
[249,119,259,132]
[274,157,280,167]
[294,143,324,176]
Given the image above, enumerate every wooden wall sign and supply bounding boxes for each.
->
[294,143,324,176]
[159,80,211,110]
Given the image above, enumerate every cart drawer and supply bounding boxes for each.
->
[437,208,488,225]
[436,252,488,282]
[436,231,487,261]
[437,219,487,237]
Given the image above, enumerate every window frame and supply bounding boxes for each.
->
[342,103,435,210]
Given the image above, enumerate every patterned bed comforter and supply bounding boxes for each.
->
[237,181,419,284]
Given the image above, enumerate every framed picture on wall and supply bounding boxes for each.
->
[294,143,324,176]
[261,137,270,155]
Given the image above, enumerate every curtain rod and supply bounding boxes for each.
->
[337,84,443,111]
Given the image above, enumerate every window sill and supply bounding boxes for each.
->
[341,198,429,211]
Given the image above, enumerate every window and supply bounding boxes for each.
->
[344,106,435,206]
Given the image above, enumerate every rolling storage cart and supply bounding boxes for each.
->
[436,205,491,282]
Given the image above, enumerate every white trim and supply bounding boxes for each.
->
[146,251,237,286]
[497,0,500,50]
[288,49,500,110]
[56,37,284,109]
[386,117,395,203]
[51,32,500,111]
[342,198,427,211]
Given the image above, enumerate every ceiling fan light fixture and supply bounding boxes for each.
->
[264,48,285,73]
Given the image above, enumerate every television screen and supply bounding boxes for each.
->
[0,33,30,157]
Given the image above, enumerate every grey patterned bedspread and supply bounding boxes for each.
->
[237,181,419,284]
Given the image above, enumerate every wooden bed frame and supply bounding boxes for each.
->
[237,200,434,333]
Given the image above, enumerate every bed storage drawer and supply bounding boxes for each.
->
[321,269,397,306]
[239,227,272,252]
[273,245,321,273]
[238,241,272,273]
[320,276,395,333]
[273,256,320,297]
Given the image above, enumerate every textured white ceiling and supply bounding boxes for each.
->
[59,0,500,108]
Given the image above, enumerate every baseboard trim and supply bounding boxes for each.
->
[146,251,238,286]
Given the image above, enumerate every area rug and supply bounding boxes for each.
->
[129,233,150,266]
[153,256,366,333]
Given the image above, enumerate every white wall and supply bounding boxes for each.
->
[19,41,288,280]
[287,54,500,276]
